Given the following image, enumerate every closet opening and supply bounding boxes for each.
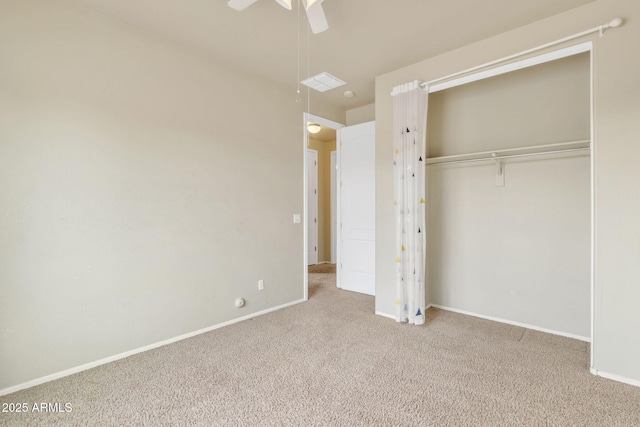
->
[424,43,593,345]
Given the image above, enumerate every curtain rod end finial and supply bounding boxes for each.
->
[608,17,623,28]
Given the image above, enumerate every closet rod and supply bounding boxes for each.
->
[418,18,623,91]
[426,147,589,166]
[426,140,590,164]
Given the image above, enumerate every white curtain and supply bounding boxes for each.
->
[392,80,428,325]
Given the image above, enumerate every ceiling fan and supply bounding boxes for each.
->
[227,0,329,34]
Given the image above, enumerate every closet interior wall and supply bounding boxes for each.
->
[426,52,591,338]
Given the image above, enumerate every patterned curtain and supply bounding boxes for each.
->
[392,81,428,325]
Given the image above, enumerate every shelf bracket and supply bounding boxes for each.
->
[493,153,505,187]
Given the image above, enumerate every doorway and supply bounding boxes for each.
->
[303,113,344,301]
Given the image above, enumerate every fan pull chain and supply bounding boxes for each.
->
[306,8,310,114]
[296,0,302,103]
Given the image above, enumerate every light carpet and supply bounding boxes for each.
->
[1,265,639,426]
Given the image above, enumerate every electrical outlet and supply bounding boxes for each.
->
[258,279,264,291]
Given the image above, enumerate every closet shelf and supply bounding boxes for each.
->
[425,139,590,166]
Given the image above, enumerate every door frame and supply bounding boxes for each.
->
[303,113,344,301]
[330,150,337,264]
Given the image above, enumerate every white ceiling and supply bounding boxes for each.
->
[72,0,595,111]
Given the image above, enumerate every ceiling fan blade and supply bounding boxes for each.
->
[274,0,292,10]
[227,0,260,11]
[304,2,328,34]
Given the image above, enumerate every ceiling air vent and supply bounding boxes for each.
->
[301,72,346,92]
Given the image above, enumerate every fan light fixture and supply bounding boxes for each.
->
[227,0,328,34]
[307,123,322,134]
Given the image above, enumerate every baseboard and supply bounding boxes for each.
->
[0,299,306,397]
[375,311,396,320]
[375,305,433,322]
[590,368,640,388]
[431,304,591,342]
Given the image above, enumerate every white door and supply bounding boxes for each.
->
[338,121,375,295]
[330,151,337,264]
[307,149,318,265]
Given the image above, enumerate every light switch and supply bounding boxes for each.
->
[293,214,301,224]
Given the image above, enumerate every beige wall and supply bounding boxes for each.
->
[428,53,590,155]
[346,104,375,125]
[376,0,640,383]
[0,0,343,391]
[307,136,336,263]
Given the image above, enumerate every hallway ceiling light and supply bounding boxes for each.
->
[307,123,322,133]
